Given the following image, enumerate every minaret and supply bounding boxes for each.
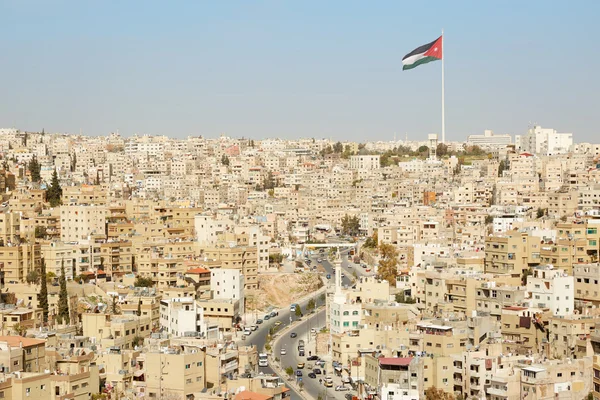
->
[335,264,342,294]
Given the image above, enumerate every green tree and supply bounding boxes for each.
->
[417,145,429,154]
[363,231,378,248]
[111,295,119,315]
[56,261,70,325]
[341,214,360,236]
[71,153,77,172]
[306,298,316,311]
[137,299,142,316]
[28,155,41,183]
[498,159,507,177]
[436,143,448,157]
[34,226,47,239]
[285,366,294,378]
[484,215,494,224]
[333,142,343,153]
[46,169,63,207]
[536,208,546,219]
[134,276,154,287]
[394,292,416,304]
[26,270,40,284]
[221,154,230,166]
[13,323,27,337]
[39,259,49,324]
[132,335,143,347]
[295,305,302,318]
[425,387,454,400]
[378,243,399,287]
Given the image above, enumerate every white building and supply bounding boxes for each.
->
[526,266,574,316]
[159,297,207,337]
[516,125,573,156]
[195,214,235,245]
[211,269,245,315]
[60,205,106,242]
[330,267,362,334]
[467,129,512,147]
[492,216,524,234]
[349,155,380,171]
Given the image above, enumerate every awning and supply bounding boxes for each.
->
[133,370,145,377]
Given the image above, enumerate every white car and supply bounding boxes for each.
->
[251,325,258,331]
[310,328,317,335]
[280,348,287,355]
[335,385,349,392]
[244,329,252,336]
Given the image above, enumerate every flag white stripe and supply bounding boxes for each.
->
[402,53,426,66]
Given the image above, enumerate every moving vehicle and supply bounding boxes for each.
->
[269,311,278,317]
[317,258,322,263]
[324,381,333,388]
[244,328,252,336]
[296,370,303,377]
[258,353,268,367]
[308,372,317,379]
[310,328,317,335]
[313,368,322,374]
[251,325,258,331]
[290,304,296,312]
[307,355,319,361]
[326,274,331,279]
[299,349,305,357]
[264,315,271,320]
[280,348,287,355]
[290,332,297,338]
[256,319,263,324]
[297,363,305,369]
[274,321,282,327]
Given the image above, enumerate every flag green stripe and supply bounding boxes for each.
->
[402,56,440,71]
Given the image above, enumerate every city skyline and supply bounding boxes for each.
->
[1,1,599,141]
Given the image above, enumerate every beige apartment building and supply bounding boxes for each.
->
[0,212,21,245]
[574,263,600,307]
[61,185,107,205]
[520,358,591,400]
[199,244,258,290]
[484,232,538,285]
[99,240,132,279]
[500,306,547,356]
[547,314,598,360]
[40,242,75,280]
[139,345,206,399]
[82,313,153,350]
[60,205,106,242]
[0,243,41,283]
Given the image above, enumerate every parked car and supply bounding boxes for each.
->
[297,363,305,369]
[256,319,263,324]
[290,332,297,338]
[251,325,258,331]
[296,370,303,377]
[326,274,331,279]
[310,328,317,335]
[299,350,305,357]
[263,315,271,320]
[335,385,349,392]
[307,355,319,361]
[324,381,333,388]
[308,372,316,379]
[269,311,278,317]
[345,394,354,400]
[313,368,322,374]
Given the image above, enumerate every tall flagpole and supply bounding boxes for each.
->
[441,29,445,144]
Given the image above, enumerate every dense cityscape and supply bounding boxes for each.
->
[0,125,599,400]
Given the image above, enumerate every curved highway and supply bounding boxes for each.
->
[249,250,359,399]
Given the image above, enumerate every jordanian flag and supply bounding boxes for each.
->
[402,36,443,70]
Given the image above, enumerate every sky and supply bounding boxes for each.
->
[1,1,599,142]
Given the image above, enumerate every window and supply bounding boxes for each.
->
[185,364,191,369]
[343,322,349,327]
[197,362,202,366]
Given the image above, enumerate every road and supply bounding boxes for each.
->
[250,251,356,400]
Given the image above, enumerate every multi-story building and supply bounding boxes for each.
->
[526,266,573,316]
[60,205,106,242]
[159,297,207,337]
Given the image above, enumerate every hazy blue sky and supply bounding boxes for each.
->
[1,1,598,142]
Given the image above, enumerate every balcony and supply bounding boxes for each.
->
[220,360,238,374]
[486,387,508,397]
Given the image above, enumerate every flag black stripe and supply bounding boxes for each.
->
[402,37,440,61]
